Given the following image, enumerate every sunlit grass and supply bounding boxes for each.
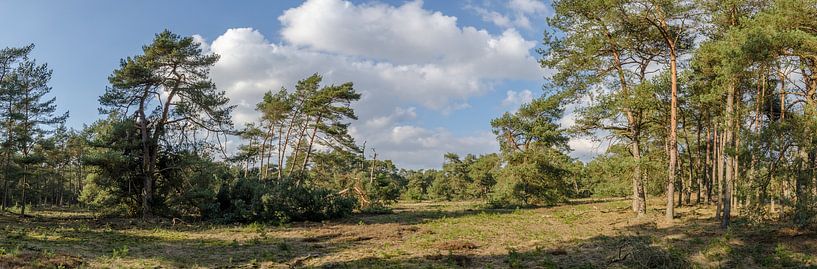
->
[1,198,816,268]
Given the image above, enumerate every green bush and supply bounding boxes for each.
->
[78,173,130,216]
[205,176,357,223]
[401,170,435,200]
[488,150,570,207]
[363,173,402,206]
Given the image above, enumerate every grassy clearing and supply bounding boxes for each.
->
[1,198,816,268]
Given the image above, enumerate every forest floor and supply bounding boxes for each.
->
[1,198,816,268]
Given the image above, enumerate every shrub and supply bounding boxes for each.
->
[363,173,402,206]
[78,173,130,216]
[488,159,569,207]
[205,176,356,223]
[401,170,434,201]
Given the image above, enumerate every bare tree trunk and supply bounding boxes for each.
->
[301,115,322,172]
[782,178,788,212]
[706,125,718,204]
[666,48,679,221]
[244,157,249,178]
[632,139,647,216]
[259,132,268,179]
[678,173,683,207]
[749,71,765,207]
[59,165,65,207]
[138,92,153,219]
[1,155,8,211]
[369,149,377,185]
[276,122,286,180]
[259,126,274,179]
[771,184,777,213]
[20,168,26,216]
[279,103,305,180]
[288,118,310,177]
[722,83,735,228]
[697,121,706,204]
[716,127,725,220]
[778,69,786,121]
[2,101,14,211]
[733,124,741,211]
[682,113,695,206]
[266,126,275,179]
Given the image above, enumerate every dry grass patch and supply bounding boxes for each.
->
[1,199,817,268]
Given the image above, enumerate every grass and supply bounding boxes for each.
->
[1,198,816,268]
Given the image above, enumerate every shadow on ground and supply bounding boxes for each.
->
[2,202,816,268]
[321,213,817,268]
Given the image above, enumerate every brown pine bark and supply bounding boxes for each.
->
[697,119,705,204]
[666,46,679,221]
[649,5,681,221]
[722,83,735,228]
[716,127,725,220]
[682,113,695,206]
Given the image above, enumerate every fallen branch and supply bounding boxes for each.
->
[289,254,317,268]
[171,218,187,226]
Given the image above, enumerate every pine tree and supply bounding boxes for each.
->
[100,30,233,218]
[5,50,67,216]
[0,44,37,211]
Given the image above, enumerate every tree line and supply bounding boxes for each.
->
[401,0,817,231]
[0,44,69,216]
[541,0,817,228]
[0,31,434,222]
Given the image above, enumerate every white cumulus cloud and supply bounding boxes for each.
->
[197,0,541,168]
[501,89,534,108]
[469,0,550,30]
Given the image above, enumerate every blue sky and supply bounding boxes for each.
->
[0,0,599,168]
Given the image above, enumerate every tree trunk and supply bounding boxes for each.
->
[666,48,679,221]
[369,149,378,185]
[244,157,249,178]
[604,27,646,217]
[20,91,30,217]
[259,128,270,179]
[266,125,275,180]
[138,92,152,219]
[697,120,705,204]
[2,102,14,211]
[277,121,286,180]
[1,176,6,211]
[301,115,322,172]
[709,126,716,204]
[749,71,765,207]
[632,139,647,216]
[20,167,26,216]
[722,83,735,229]
[682,113,695,206]
[78,149,84,204]
[678,175,683,207]
[778,69,786,121]
[279,101,306,180]
[733,114,741,212]
[716,127,725,220]
[288,118,310,178]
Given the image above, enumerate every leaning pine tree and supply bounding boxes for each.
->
[99,30,233,218]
